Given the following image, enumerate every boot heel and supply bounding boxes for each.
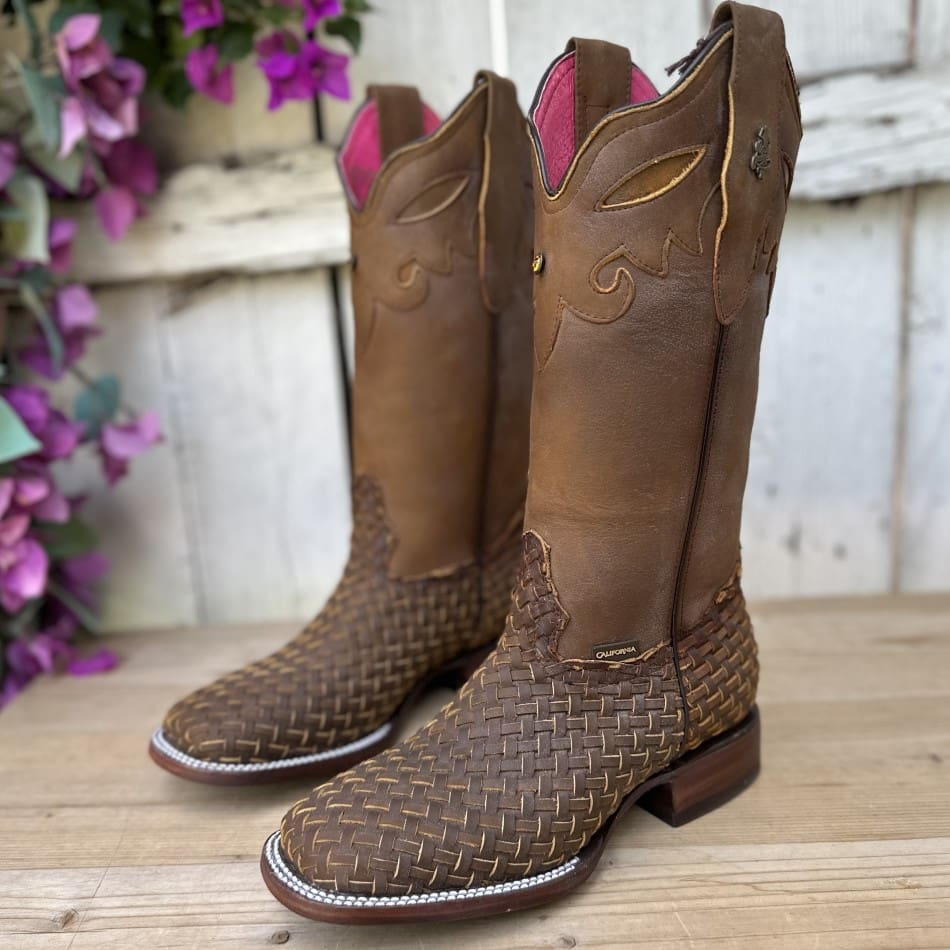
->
[638,707,760,827]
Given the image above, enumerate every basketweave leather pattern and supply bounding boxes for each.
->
[279,530,688,896]
[678,565,758,751]
[161,475,520,765]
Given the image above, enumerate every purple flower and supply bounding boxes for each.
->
[2,385,84,462]
[304,40,350,100]
[273,0,342,31]
[68,648,118,676]
[55,15,145,154]
[55,14,111,86]
[102,139,157,197]
[48,218,77,274]
[58,551,109,610]
[0,533,49,613]
[94,185,138,241]
[184,46,234,104]
[59,95,87,157]
[9,463,71,523]
[302,0,342,31]
[256,32,349,110]
[0,139,17,190]
[99,410,161,485]
[92,138,157,241]
[180,0,224,37]
[18,284,100,380]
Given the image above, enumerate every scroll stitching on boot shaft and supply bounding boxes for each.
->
[279,531,685,897]
[162,476,520,765]
[678,564,758,751]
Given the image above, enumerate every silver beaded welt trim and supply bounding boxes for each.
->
[150,723,392,774]
[263,832,582,907]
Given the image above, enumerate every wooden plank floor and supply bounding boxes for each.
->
[1,595,949,948]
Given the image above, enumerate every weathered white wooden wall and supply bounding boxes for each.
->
[12,0,949,631]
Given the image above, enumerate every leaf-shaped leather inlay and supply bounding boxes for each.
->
[597,146,707,210]
[395,172,471,224]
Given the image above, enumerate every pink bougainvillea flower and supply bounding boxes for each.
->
[55,14,111,87]
[302,0,342,31]
[68,648,119,676]
[99,410,162,485]
[102,138,157,197]
[58,551,109,608]
[184,46,234,104]
[94,185,138,241]
[0,479,14,520]
[0,139,17,189]
[0,513,29,548]
[304,40,350,100]
[256,32,349,109]
[0,535,49,613]
[48,218,77,274]
[180,0,225,37]
[10,462,70,523]
[79,57,145,144]
[2,385,83,462]
[58,96,87,157]
[55,15,145,154]
[256,31,315,109]
[19,284,100,379]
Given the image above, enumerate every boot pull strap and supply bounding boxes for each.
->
[475,70,530,314]
[367,84,424,161]
[567,38,632,149]
[711,1,797,325]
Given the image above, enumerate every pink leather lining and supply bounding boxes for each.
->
[340,100,442,208]
[532,53,659,189]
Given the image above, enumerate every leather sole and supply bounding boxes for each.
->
[147,642,494,786]
[260,706,760,922]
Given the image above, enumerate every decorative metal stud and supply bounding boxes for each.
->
[531,252,544,274]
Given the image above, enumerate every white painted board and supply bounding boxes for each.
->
[742,193,904,599]
[503,0,704,107]
[158,269,351,625]
[900,183,950,592]
[320,0,494,145]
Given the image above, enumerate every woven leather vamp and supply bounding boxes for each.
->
[162,476,520,764]
[280,531,686,896]
[679,566,758,751]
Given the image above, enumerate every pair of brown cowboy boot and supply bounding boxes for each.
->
[150,1,801,924]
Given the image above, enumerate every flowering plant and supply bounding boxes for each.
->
[0,0,363,708]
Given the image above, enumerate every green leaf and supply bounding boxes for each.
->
[0,395,41,464]
[2,172,49,263]
[215,21,255,63]
[33,517,99,559]
[156,66,193,110]
[11,0,41,61]
[47,578,102,634]
[19,281,64,373]
[74,375,120,439]
[17,64,61,153]
[344,0,372,13]
[22,123,84,192]
[0,204,27,222]
[324,15,361,53]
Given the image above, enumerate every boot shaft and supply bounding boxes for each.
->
[339,75,534,578]
[525,2,802,659]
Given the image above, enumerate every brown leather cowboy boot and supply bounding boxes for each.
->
[149,73,534,784]
[262,1,801,920]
